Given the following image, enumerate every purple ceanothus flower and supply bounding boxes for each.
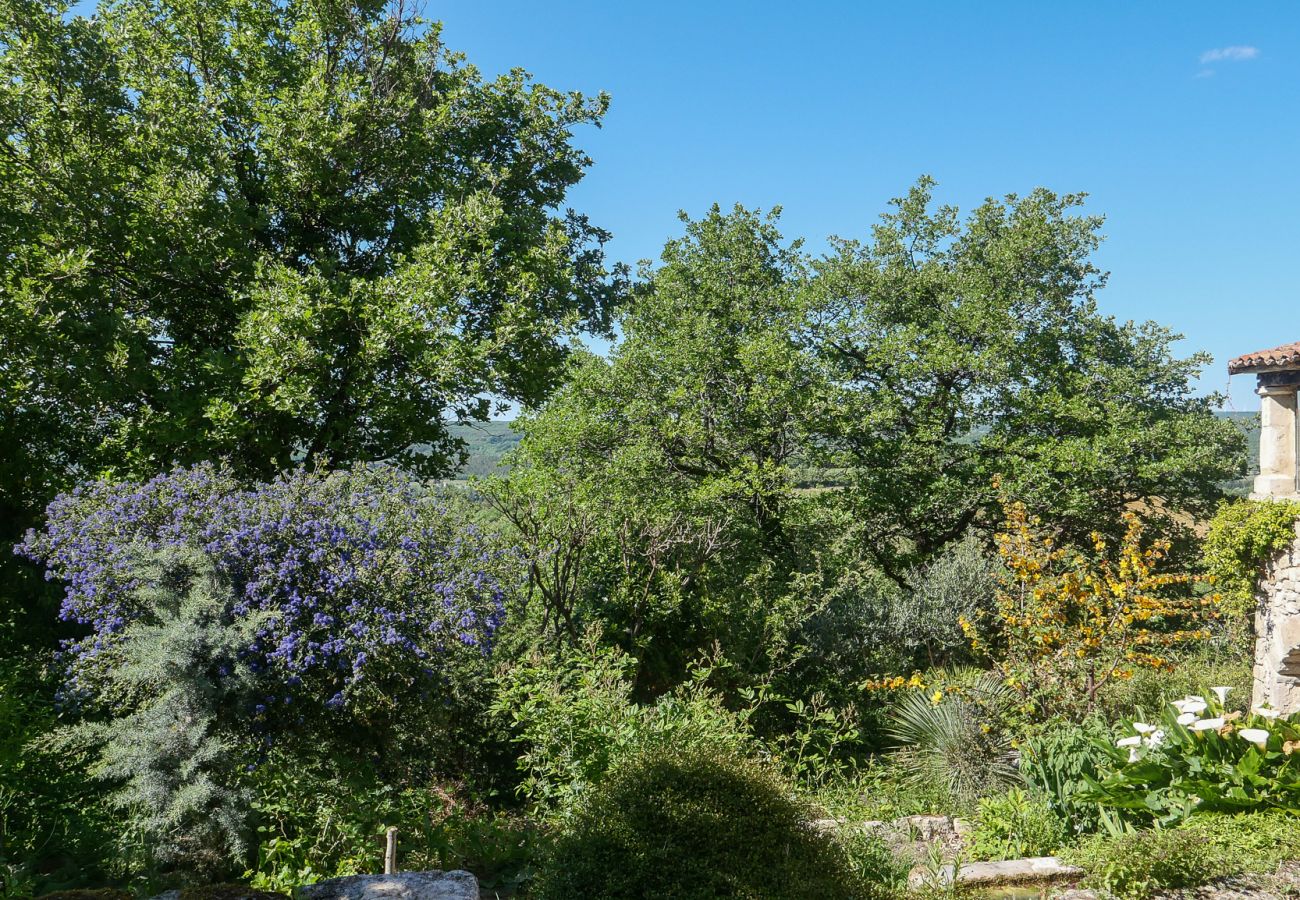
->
[18,464,509,714]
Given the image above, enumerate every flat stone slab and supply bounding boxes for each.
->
[908,856,1083,888]
[295,872,478,900]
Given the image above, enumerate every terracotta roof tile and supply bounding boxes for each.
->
[1228,341,1300,374]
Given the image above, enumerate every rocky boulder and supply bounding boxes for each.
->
[295,872,478,900]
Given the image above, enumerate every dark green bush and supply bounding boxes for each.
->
[33,891,130,900]
[535,745,881,900]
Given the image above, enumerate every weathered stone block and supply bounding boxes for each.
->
[295,872,478,900]
[1253,523,1300,714]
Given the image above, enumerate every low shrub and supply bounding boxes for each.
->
[967,788,1066,861]
[811,759,953,823]
[1066,811,1300,899]
[1067,827,1211,899]
[534,744,883,900]
[492,636,753,817]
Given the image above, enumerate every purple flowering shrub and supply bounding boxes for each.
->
[18,464,509,724]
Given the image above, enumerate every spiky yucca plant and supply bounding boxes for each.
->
[886,670,1017,805]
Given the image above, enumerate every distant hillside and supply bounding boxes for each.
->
[1218,410,1259,497]
[446,412,1262,491]
[447,421,521,480]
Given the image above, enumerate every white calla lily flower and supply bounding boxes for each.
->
[1133,722,1155,734]
[1176,712,1198,726]
[1253,706,1281,720]
[1240,728,1270,747]
[1116,735,1141,748]
[1212,686,1232,705]
[1189,717,1225,732]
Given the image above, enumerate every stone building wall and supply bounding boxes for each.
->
[1253,521,1300,713]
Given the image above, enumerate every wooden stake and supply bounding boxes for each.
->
[384,826,398,874]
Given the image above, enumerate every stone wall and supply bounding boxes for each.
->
[1254,521,1300,713]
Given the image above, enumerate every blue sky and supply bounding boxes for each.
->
[430,0,1299,410]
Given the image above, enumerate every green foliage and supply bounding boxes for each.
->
[755,688,862,787]
[793,534,999,702]
[491,636,754,817]
[493,179,1243,706]
[1203,498,1300,621]
[0,659,117,894]
[534,744,881,900]
[1019,718,1112,836]
[894,535,1001,670]
[0,0,620,532]
[1066,811,1300,899]
[967,788,1066,861]
[805,178,1246,579]
[1096,647,1251,722]
[1085,692,1300,825]
[486,204,817,685]
[53,549,265,878]
[885,672,1017,807]
[247,751,538,894]
[812,760,954,822]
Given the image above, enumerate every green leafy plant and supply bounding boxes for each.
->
[534,744,882,900]
[50,549,264,878]
[813,759,954,823]
[1019,719,1111,835]
[1203,499,1300,623]
[739,684,862,787]
[1084,690,1300,824]
[967,788,1066,860]
[0,656,117,894]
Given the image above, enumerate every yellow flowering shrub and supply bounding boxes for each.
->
[965,501,1217,717]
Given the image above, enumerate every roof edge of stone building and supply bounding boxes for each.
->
[1228,341,1300,375]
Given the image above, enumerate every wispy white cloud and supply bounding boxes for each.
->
[1199,45,1259,64]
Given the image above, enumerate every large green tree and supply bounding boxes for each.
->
[0,0,620,531]
[803,178,1246,579]
[488,206,819,684]
[499,181,1247,685]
